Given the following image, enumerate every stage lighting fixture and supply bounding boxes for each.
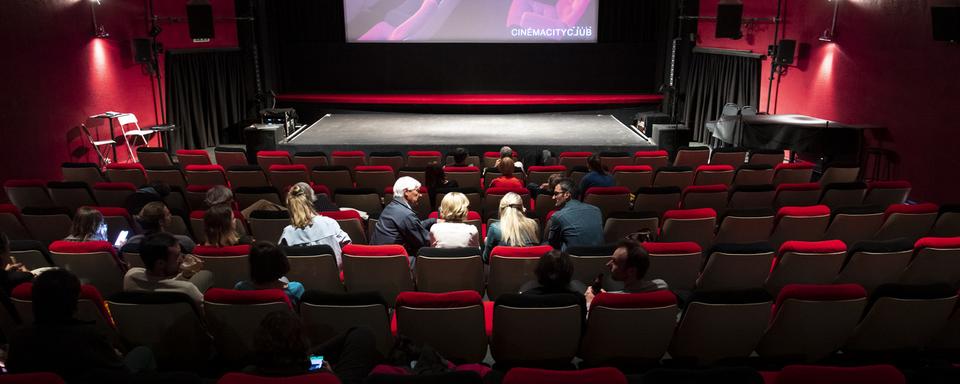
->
[819,0,840,42]
[90,0,109,38]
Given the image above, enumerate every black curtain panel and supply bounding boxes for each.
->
[165,49,254,150]
[681,51,761,143]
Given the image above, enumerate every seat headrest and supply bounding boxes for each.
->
[527,165,567,172]
[331,150,365,157]
[776,182,821,192]
[318,210,362,221]
[848,238,914,255]
[204,288,291,307]
[688,288,773,305]
[663,208,716,220]
[396,290,482,308]
[775,283,866,309]
[490,245,553,259]
[914,236,960,249]
[643,242,702,255]
[268,164,308,172]
[774,162,815,170]
[612,165,653,172]
[559,151,593,157]
[354,165,394,172]
[49,240,115,255]
[215,146,246,153]
[176,149,209,156]
[696,165,734,172]
[106,163,145,171]
[407,150,441,156]
[417,247,482,258]
[777,205,830,219]
[486,187,529,196]
[185,184,215,193]
[443,166,481,172]
[193,245,252,256]
[257,150,292,158]
[591,290,677,310]
[634,150,669,158]
[885,203,939,216]
[778,240,847,255]
[343,244,408,256]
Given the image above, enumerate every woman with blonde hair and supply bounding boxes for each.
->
[482,192,538,262]
[280,183,350,266]
[429,192,479,248]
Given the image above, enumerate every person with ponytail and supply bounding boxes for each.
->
[280,183,351,266]
[481,192,539,263]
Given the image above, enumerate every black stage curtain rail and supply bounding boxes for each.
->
[681,51,761,143]
[165,49,254,150]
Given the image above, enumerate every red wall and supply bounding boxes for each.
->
[0,0,237,190]
[697,0,960,204]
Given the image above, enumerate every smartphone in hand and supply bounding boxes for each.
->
[590,273,604,294]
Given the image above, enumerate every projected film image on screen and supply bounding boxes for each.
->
[344,0,599,43]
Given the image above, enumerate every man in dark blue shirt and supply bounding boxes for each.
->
[544,178,604,250]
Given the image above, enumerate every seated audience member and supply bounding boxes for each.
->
[64,206,107,242]
[490,157,524,189]
[123,181,171,216]
[578,154,615,198]
[280,183,351,266]
[235,242,304,304]
[123,201,195,253]
[291,181,339,212]
[520,250,587,296]
[0,232,33,294]
[450,147,471,167]
[6,269,156,381]
[424,164,459,208]
[494,145,523,171]
[585,239,668,305]
[370,177,437,256]
[430,192,479,248]
[246,310,379,384]
[123,232,212,306]
[544,178,604,250]
[482,192,539,262]
[527,172,564,199]
[203,204,253,247]
[206,184,286,219]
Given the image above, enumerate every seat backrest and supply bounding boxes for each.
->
[583,186,631,220]
[194,245,252,289]
[396,167,426,185]
[482,187,530,220]
[567,245,618,288]
[680,184,729,215]
[247,210,290,245]
[256,150,293,171]
[443,166,482,190]
[653,166,694,189]
[713,210,775,244]
[0,205,31,241]
[823,206,886,247]
[644,242,703,291]
[395,290,487,363]
[354,165,396,192]
[634,150,670,170]
[873,203,939,242]
[835,238,914,293]
[699,243,776,291]
[234,186,282,211]
[330,150,367,171]
[366,152,403,173]
[769,205,831,247]
[819,165,860,185]
[144,166,187,188]
[599,152,633,172]
[756,283,867,361]
[660,208,717,251]
[772,364,905,384]
[773,183,822,208]
[487,245,553,300]
[632,187,682,215]
[772,162,814,186]
[48,240,124,297]
[267,164,310,190]
[9,240,53,269]
[105,164,148,186]
[311,166,354,193]
[405,150,442,168]
[203,288,292,363]
[899,237,960,286]
[669,289,772,365]
[558,151,591,169]
[580,291,678,363]
[845,284,958,352]
[612,165,653,192]
[710,148,748,168]
[19,207,72,246]
[819,182,867,210]
[602,212,659,244]
[414,247,484,294]
[46,182,96,213]
[214,147,249,169]
[733,164,775,186]
[694,165,735,186]
[137,148,174,168]
[300,291,392,355]
[61,162,107,185]
[491,293,583,365]
[334,188,383,216]
[748,150,785,167]
[318,210,367,245]
[175,149,212,168]
[184,164,229,187]
[341,244,412,307]
[5,179,55,209]
[765,240,847,296]
[107,291,211,370]
[282,245,343,293]
[11,282,117,344]
[674,147,710,168]
[931,206,960,237]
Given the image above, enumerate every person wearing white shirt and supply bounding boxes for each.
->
[430,192,479,248]
[280,183,351,267]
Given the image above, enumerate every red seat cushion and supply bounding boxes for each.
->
[331,150,365,157]
[395,290,482,308]
[612,165,653,172]
[49,240,116,255]
[407,151,441,157]
[106,163,146,171]
[642,241,702,255]
[776,205,830,220]
[914,236,960,249]
[176,149,209,156]
[591,290,677,311]
[193,245,252,256]
[778,240,847,255]
[559,151,593,158]
[634,150,669,158]
[663,208,716,220]
[490,245,552,258]
[528,165,567,172]
[257,150,292,158]
[885,203,938,216]
[185,164,226,172]
[312,184,332,196]
[0,203,22,215]
[186,184,215,193]
[268,164,309,172]
[696,164,734,172]
[443,166,481,172]
[585,186,631,196]
[774,162,815,170]
[203,288,291,308]
[342,244,408,256]
[774,364,905,384]
[4,179,47,188]
[774,283,866,311]
[354,165,393,172]
[318,210,363,221]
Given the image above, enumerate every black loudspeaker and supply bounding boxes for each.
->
[776,39,796,65]
[132,38,152,64]
[932,7,960,41]
[244,124,284,162]
[187,1,214,42]
[651,124,690,159]
[716,4,743,39]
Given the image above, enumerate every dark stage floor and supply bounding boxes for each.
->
[279,113,656,157]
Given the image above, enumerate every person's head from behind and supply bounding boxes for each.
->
[254,310,309,371]
[147,181,171,198]
[609,239,650,283]
[498,192,537,246]
[286,183,316,229]
[137,201,171,233]
[546,173,564,190]
[439,192,469,223]
[32,269,81,324]
[499,146,513,160]
[535,250,574,290]
[498,157,515,177]
[424,164,445,189]
[204,185,234,207]
[552,178,577,206]
[203,204,237,247]
[453,147,468,165]
[393,176,423,206]
[140,232,182,278]
[587,154,605,175]
[292,182,316,203]
[249,241,290,284]
[69,206,105,241]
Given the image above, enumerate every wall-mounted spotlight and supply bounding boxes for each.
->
[819,0,840,42]
[91,0,109,38]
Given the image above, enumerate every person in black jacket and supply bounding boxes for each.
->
[369,177,436,256]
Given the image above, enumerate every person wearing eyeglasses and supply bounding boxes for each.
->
[543,178,603,250]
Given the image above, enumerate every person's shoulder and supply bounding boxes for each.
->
[123,267,147,279]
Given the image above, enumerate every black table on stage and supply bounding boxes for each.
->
[738,114,880,163]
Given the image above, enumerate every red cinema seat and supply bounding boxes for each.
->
[203,288,293,364]
[580,291,678,365]
[634,150,670,170]
[105,163,148,186]
[341,244,412,307]
[769,205,831,248]
[660,208,717,251]
[256,150,293,171]
[185,164,229,187]
[176,149,212,169]
[765,240,847,296]
[394,290,487,363]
